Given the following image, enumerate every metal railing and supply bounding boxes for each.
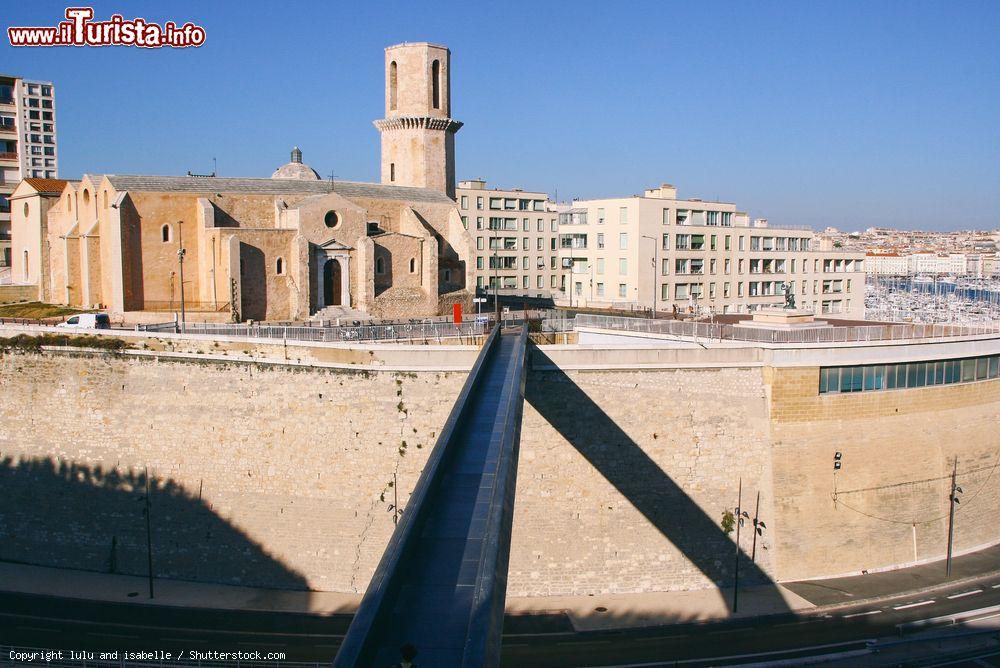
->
[136,320,491,344]
[573,313,1000,345]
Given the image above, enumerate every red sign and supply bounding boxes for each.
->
[453,303,462,324]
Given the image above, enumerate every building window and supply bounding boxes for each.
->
[276,257,284,275]
[22,250,28,281]
[161,224,171,243]
[619,258,627,275]
[477,197,483,210]
[619,207,628,224]
[461,196,468,209]
[389,61,397,110]
[618,283,627,298]
[409,258,416,273]
[324,210,340,228]
[619,233,628,250]
[596,258,604,274]
[431,60,441,109]
[82,188,90,205]
[444,269,451,282]
[23,201,29,217]
[389,163,395,182]
[819,355,1000,394]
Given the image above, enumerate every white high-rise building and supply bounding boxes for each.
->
[0,74,58,268]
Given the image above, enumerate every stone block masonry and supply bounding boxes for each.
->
[0,350,463,591]
[1,342,999,597]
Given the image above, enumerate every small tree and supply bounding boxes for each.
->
[721,509,735,535]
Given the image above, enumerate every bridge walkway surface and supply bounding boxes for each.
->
[333,325,528,668]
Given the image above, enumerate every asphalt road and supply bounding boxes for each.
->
[1,569,999,666]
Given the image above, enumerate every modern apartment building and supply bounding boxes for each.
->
[557,183,866,317]
[456,179,561,300]
[0,74,58,268]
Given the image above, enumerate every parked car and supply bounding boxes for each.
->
[57,313,111,330]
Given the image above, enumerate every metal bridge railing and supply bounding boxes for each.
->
[573,313,1000,345]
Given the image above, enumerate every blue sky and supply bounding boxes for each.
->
[3,0,998,231]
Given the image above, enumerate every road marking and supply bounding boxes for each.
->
[947,589,983,599]
[991,584,1000,589]
[843,610,883,618]
[893,600,935,610]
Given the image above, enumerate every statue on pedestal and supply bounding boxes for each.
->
[782,282,796,310]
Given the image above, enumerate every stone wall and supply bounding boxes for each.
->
[1,341,999,598]
[0,349,463,592]
[767,366,1000,581]
[511,366,775,596]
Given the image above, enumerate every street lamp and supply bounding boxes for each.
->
[177,247,187,331]
[642,234,658,319]
[946,458,963,576]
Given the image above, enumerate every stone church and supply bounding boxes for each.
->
[9,42,472,321]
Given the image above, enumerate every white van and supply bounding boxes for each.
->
[58,313,112,330]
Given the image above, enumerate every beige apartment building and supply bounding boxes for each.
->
[0,74,58,270]
[456,179,561,300]
[557,184,865,317]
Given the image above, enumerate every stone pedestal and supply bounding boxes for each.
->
[734,308,832,331]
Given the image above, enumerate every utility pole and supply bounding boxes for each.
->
[732,477,745,613]
[946,458,963,576]
[177,220,186,332]
[751,491,765,563]
[143,466,155,599]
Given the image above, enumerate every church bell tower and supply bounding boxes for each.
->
[374,42,463,199]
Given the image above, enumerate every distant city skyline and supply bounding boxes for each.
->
[2,0,998,232]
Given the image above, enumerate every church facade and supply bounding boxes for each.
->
[9,42,473,321]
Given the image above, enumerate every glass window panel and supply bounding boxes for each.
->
[886,364,898,389]
[897,365,908,388]
[934,362,945,385]
[946,360,960,384]
[863,366,876,391]
[872,365,886,390]
[819,368,829,394]
[990,355,1000,379]
[976,357,989,380]
[961,359,976,382]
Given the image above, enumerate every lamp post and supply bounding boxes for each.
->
[176,220,186,331]
[732,477,750,613]
[642,234,658,318]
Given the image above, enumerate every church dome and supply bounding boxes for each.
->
[271,147,321,180]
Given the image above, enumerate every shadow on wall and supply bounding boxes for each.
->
[240,242,267,321]
[0,456,308,590]
[524,347,789,613]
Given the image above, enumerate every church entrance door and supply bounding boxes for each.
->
[323,259,342,306]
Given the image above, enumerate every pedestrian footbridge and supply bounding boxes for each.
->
[333,325,528,667]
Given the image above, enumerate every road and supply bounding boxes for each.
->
[1,566,999,666]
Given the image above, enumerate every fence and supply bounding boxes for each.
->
[573,314,1000,345]
[136,320,491,344]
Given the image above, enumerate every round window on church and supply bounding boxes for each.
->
[324,210,340,228]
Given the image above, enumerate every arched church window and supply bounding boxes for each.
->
[390,163,395,182]
[409,258,416,273]
[389,61,397,110]
[103,191,108,208]
[161,224,171,243]
[82,188,90,205]
[23,250,28,282]
[444,269,451,283]
[23,202,28,217]
[376,257,384,274]
[324,210,340,228]
[276,257,284,275]
[67,195,72,212]
[431,60,441,109]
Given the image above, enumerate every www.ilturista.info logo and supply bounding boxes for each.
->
[8,7,206,48]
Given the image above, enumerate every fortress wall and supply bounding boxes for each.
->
[0,350,462,592]
[510,366,776,596]
[768,367,1000,582]
[1,343,999,597]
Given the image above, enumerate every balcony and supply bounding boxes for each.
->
[0,97,14,106]
[0,152,17,161]
[0,125,15,134]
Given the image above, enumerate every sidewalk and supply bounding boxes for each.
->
[2,542,999,634]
